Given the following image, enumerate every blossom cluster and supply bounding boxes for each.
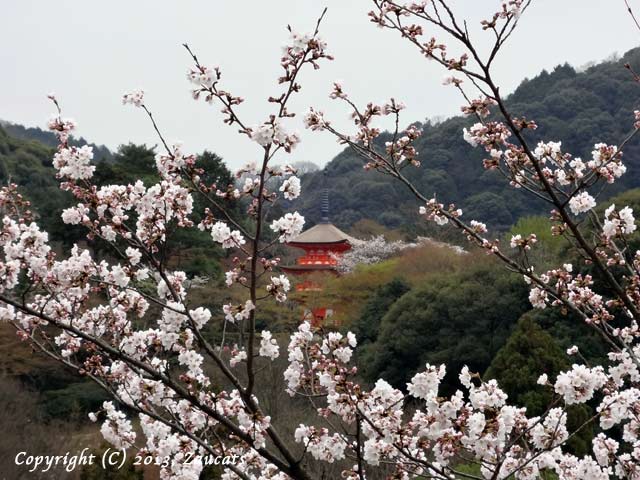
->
[250,119,300,152]
[279,320,640,478]
[270,212,305,242]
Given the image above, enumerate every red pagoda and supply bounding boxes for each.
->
[281,190,354,326]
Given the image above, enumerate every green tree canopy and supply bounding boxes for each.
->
[485,314,593,456]
[359,260,529,394]
[351,278,411,347]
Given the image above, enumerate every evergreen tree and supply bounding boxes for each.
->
[486,314,593,456]
[485,314,567,415]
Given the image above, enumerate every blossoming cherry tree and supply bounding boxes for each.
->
[2,1,640,479]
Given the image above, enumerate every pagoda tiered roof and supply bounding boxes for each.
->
[287,221,356,247]
[281,188,355,278]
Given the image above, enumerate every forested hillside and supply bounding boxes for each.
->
[5,48,640,239]
[0,120,112,160]
[0,127,233,276]
[294,47,640,233]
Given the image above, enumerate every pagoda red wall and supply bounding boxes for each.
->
[292,243,350,268]
[286,242,351,326]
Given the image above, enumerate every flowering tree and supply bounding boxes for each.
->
[3,2,640,480]
[336,235,410,274]
[1,12,332,480]
[335,235,464,274]
[300,1,640,478]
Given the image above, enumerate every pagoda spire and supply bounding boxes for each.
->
[320,188,329,224]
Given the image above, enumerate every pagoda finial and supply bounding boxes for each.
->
[320,188,330,223]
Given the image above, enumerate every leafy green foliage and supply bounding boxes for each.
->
[40,381,107,420]
[486,315,567,415]
[594,188,640,253]
[350,278,411,346]
[94,143,157,186]
[1,125,236,280]
[94,145,234,279]
[507,215,571,269]
[0,129,238,421]
[3,47,640,464]
[359,260,530,394]
[0,125,81,243]
[305,241,469,327]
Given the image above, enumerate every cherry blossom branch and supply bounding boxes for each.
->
[624,0,640,32]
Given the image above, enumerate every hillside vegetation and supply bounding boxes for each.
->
[294,48,640,234]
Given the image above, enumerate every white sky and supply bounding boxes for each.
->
[1,1,638,168]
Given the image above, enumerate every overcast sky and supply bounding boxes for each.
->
[1,1,638,169]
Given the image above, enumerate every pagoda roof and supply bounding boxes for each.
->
[288,222,357,245]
